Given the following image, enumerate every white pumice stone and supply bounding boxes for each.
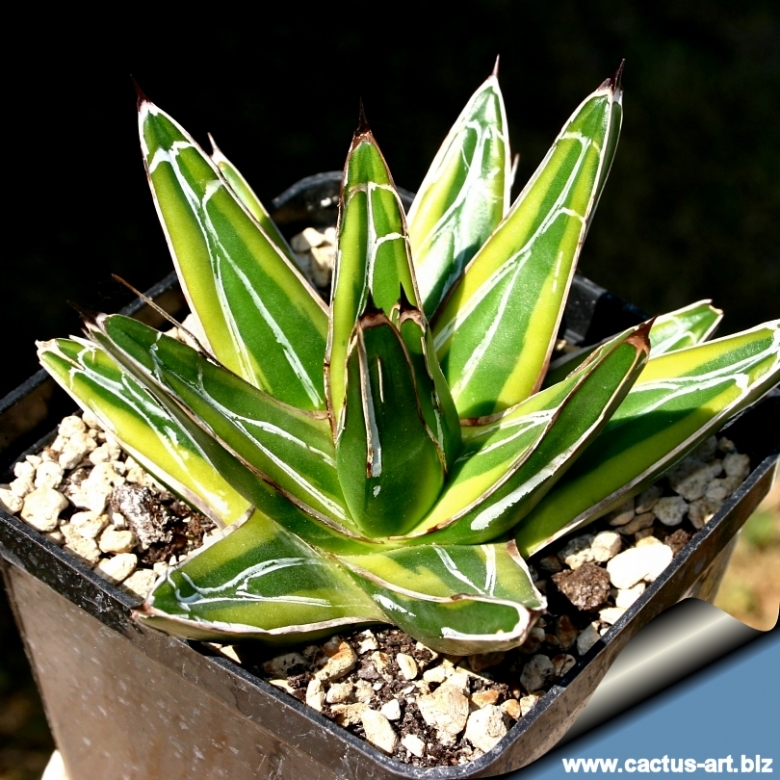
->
[465,705,507,752]
[305,679,326,712]
[70,511,109,540]
[0,487,23,515]
[60,524,102,566]
[291,226,326,251]
[310,244,336,287]
[599,607,627,625]
[56,431,97,470]
[380,698,402,721]
[20,487,68,532]
[606,544,673,589]
[315,640,358,681]
[396,652,418,680]
[121,569,157,598]
[591,531,622,562]
[652,495,689,526]
[723,453,750,480]
[9,475,34,498]
[423,665,448,684]
[443,671,470,695]
[577,623,601,656]
[558,534,595,569]
[616,582,646,608]
[331,702,368,727]
[326,682,355,704]
[70,463,125,513]
[718,436,737,453]
[354,680,375,703]
[606,497,635,526]
[361,709,398,754]
[692,435,719,462]
[98,527,137,554]
[634,484,663,513]
[95,553,137,584]
[417,684,470,736]
[355,630,378,655]
[520,654,555,693]
[34,460,64,489]
[14,461,37,481]
[59,415,88,437]
[401,733,426,758]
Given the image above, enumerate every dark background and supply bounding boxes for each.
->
[2,4,779,777]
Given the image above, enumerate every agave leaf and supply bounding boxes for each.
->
[209,134,300,267]
[338,541,545,654]
[88,314,353,530]
[515,320,780,556]
[407,70,511,317]
[139,509,386,643]
[326,119,422,427]
[139,98,328,410]
[433,73,623,418]
[544,300,723,388]
[37,338,250,526]
[400,321,650,544]
[336,309,445,536]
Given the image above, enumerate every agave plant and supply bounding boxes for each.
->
[38,67,780,655]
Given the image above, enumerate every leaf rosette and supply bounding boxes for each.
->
[38,66,780,654]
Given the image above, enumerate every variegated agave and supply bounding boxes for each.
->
[38,67,780,655]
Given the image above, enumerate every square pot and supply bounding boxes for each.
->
[1,178,778,779]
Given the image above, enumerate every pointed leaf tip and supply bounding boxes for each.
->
[599,60,625,92]
[357,98,371,136]
[131,76,150,108]
[492,55,500,77]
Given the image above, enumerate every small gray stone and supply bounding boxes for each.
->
[722,453,750,480]
[668,458,722,501]
[606,498,635,527]
[464,705,507,753]
[558,534,595,569]
[95,553,137,584]
[262,652,308,678]
[417,684,470,736]
[635,484,663,513]
[618,512,656,535]
[520,654,555,693]
[653,495,689,527]
[519,626,546,654]
[718,436,737,453]
[576,623,601,656]
[607,544,673,589]
[692,435,719,462]
[20,487,68,532]
[688,496,723,529]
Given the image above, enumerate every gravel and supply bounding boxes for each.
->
[2,405,751,768]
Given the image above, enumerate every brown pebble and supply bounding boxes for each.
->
[552,563,611,611]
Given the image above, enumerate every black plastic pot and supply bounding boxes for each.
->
[1,177,778,779]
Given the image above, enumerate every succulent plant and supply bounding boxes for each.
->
[38,66,780,655]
